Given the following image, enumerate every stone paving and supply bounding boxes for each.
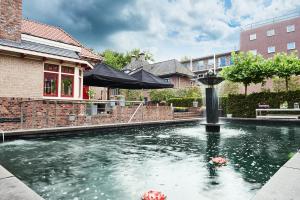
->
[0,165,43,200]
[253,152,300,200]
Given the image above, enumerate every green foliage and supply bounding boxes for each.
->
[149,89,176,103]
[269,52,300,91]
[149,87,202,103]
[167,97,203,107]
[219,81,240,96]
[120,89,143,101]
[101,48,154,70]
[226,90,300,118]
[221,52,268,95]
[87,89,96,99]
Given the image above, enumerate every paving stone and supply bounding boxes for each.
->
[283,153,300,169]
[0,165,13,179]
[253,166,300,200]
[0,177,43,200]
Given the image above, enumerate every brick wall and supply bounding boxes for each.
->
[0,54,44,98]
[0,0,22,41]
[170,75,192,88]
[0,97,174,131]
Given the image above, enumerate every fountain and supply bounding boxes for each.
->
[198,70,224,132]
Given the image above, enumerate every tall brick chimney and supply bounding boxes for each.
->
[0,0,22,42]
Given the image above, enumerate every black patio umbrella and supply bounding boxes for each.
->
[130,68,174,89]
[83,62,140,89]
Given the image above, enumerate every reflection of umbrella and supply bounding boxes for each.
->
[129,68,174,89]
[83,62,140,89]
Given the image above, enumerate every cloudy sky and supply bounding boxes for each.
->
[23,0,300,61]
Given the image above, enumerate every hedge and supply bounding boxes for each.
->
[226,90,300,118]
[167,97,203,107]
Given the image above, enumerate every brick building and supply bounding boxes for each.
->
[0,0,104,100]
[125,54,194,89]
[240,12,300,58]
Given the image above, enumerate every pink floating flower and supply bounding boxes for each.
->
[211,156,227,166]
[142,190,167,200]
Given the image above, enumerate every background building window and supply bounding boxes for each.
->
[249,49,257,55]
[267,29,275,36]
[193,60,204,71]
[164,78,170,83]
[207,58,214,66]
[287,25,295,32]
[219,56,226,67]
[268,46,275,53]
[249,33,256,41]
[287,42,296,50]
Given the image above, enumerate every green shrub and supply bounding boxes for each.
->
[167,97,203,107]
[226,90,300,118]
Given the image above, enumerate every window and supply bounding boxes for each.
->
[164,78,170,83]
[268,46,275,53]
[44,64,59,97]
[249,33,256,41]
[287,42,296,50]
[267,29,275,37]
[249,49,257,55]
[219,56,226,67]
[193,60,204,71]
[198,74,204,78]
[207,59,214,66]
[61,66,74,97]
[287,25,295,33]
[229,56,234,65]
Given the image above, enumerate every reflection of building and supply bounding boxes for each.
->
[240,12,300,58]
[125,54,195,88]
[181,51,238,79]
[0,0,103,100]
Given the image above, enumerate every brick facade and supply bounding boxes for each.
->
[170,75,192,88]
[0,54,44,98]
[240,17,300,58]
[0,97,175,131]
[0,0,22,42]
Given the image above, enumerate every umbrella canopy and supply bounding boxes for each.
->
[130,68,174,89]
[83,62,140,89]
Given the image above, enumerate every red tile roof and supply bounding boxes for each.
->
[21,19,101,61]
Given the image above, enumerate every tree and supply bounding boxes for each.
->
[125,48,154,62]
[101,49,128,70]
[219,81,240,96]
[221,52,268,95]
[101,48,154,70]
[269,52,300,91]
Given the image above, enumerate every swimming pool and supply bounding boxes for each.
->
[0,122,299,200]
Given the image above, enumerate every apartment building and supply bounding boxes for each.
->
[181,51,238,78]
[240,12,300,58]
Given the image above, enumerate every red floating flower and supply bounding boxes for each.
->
[142,190,167,200]
[211,156,227,166]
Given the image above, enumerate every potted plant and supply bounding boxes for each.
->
[192,98,198,108]
[86,89,97,115]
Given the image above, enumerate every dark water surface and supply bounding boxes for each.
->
[0,122,299,200]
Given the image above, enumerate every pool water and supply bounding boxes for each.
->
[0,122,299,200]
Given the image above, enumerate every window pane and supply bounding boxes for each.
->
[62,66,75,74]
[44,63,59,72]
[61,75,74,97]
[44,72,58,96]
[250,34,256,40]
[287,42,296,50]
[219,56,226,67]
[287,25,295,32]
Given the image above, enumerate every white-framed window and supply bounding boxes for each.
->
[287,42,296,50]
[198,74,204,78]
[267,29,275,37]
[193,60,204,71]
[268,46,275,54]
[207,58,214,66]
[249,49,257,56]
[287,25,295,32]
[164,78,170,83]
[249,33,256,41]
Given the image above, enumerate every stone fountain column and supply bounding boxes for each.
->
[198,71,224,132]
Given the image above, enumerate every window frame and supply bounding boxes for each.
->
[249,49,257,56]
[43,64,59,97]
[266,29,275,37]
[287,25,295,33]
[249,33,256,41]
[287,42,296,50]
[267,46,276,54]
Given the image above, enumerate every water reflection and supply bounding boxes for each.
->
[0,122,299,200]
